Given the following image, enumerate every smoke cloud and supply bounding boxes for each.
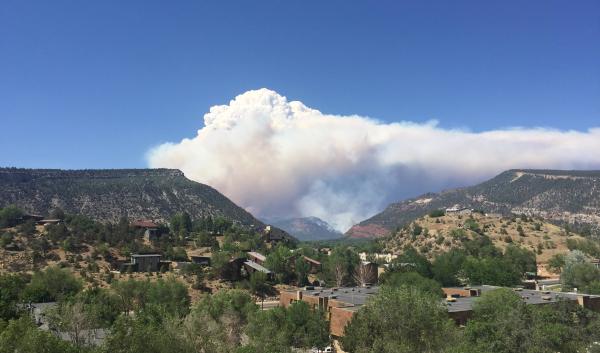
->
[147,89,600,232]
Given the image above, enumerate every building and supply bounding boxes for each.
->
[191,255,211,266]
[302,256,322,273]
[143,228,160,242]
[280,286,379,337]
[263,225,295,244]
[281,285,600,338]
[247,251,267,265]
[445,205,473,215]
[36,219,63,226]
[243,260,274,280]
[358,252,398,263]
[122,254,162,272]
[444,285,600,325]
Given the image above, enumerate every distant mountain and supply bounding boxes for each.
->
[0,168,263,227]
[346,169,600,239]
[266,216,343,241]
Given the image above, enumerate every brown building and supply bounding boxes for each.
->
[281,286,379,337]
[302,256,322,274]
[281,285,600,337]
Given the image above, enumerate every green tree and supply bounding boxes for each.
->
[561,250,600,292]
[0,205,23,228]
[0,317,77,353]
[245,301,329,352]
[432,249,466,286]
[460,288,597,353]
[23,266,82,302]
[265,244,294,283]
[462,288,529,353]
[326,246,359,287]
[170,212,192,240]
[342,286,459,353]
[461,256,522,286]
[388,247,432,278]
[547,253,565,274]
[504,245,537,274]
[294,256,310,286]
[0,273,28,320]
[381,271,443,296]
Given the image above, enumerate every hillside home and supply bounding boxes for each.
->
[243,260,274,280]
[445,205,473,215]
[247,251,267,265]
[191,255,211,266]
[302,255,322,273]
[120,254,163,272]
[36,219,63,226]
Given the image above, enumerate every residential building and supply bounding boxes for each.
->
[281,285,600,338]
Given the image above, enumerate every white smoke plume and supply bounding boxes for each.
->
[147,88,600,232]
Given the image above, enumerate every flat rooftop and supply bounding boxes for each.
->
[131,254,162,257]
[294,286,379,307]
[445,285,599,312]
[287,285,600,314]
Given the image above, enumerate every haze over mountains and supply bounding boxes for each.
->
[264,216,343,241]
[347,169,600,239]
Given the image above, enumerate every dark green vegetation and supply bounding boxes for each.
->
[341,285,600,353]
[348,169,600,238]
[0,270,329,353]
[380,234,537,288]
[0,168,262,227]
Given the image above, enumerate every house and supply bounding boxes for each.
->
[121,254,162,272]
[263,225,295,244]
[302,256,322,273]
[319,248,332,256]
[191,255,211,266]
[221,257,247,281]
[36,219,63,226]
[20,214,44,222]
[445,205,472,216]
[243,260,274,280]
[247,251,267,265]
[143,228,160,242]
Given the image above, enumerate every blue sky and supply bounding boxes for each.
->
[1,0,599,169]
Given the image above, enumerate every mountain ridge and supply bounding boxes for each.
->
[347,169,600,239]
[0,167,262,227]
